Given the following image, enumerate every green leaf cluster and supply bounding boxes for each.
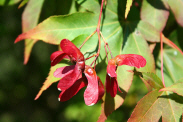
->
[7,0,183,121]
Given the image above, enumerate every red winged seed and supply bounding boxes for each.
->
[110,77,118,97]
[115,54,146,68]
[58,77,87,102]
[107,59,117,77]
[97,77,104,102]
[84,66,99,106]
[105,74,111,93]
[61,39,84,61]
[57,63,82,91]
[50,51,67,66]
[53,65,75,78]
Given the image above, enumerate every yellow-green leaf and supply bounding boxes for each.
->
[18,0,28,8]
[142,72,164,89]
[125,0,133,19]
[35,63,68,100]
[160,82,183,97]
[22,0,44,64]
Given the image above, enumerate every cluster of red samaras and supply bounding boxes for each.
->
[50,39,146,106]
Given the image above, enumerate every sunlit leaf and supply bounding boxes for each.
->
[22,0,44,64]
[137,21,160,42]
[128,90,183,122]
[142,72,164,89]
[141,0,169,32]
[156,49,183,87]
[35,63,68,100]
[167,0,183,27]
[125,0,133,19]
[15,12,98,44]
[160,82,183,97]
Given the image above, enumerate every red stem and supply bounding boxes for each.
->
[100,31,113,59]
[97,0,104,30]
[90,0,105,67]
[85,54,97,60]
[160,33,165,87]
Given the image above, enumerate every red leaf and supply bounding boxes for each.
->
[58,77,87,102]
[50,51,67,66]
[84,66,99,106]
[107,59,117,77]
[115,54,146,68]
[53,65,75,78]
[57,63,82,91]
[61,39,84,61]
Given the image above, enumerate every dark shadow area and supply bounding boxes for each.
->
[153,42,160,63]
[39,0,73,22]
[117,0,140,50]
[146,0,169,10]
[121,21,140,49]
[163,11,178,37]
[176,27,183,50]
[159,93,183,104]
[4,0,11,6]
[104,93,115,116]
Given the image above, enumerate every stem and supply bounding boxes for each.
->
[160,33,165,87]
[90,0,105,68]
[90,32,101,68]
[100,31,113,59]
[104,42,109,61]
[85,54,97,60]
[79,30,97,49]
[97,0,105,30]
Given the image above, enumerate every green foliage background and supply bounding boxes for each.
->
[1,0,183,122]
[0,1,149,122]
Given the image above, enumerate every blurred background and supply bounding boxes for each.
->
[0,0,148,122]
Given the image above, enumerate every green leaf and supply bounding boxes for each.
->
[125,0,133,19]
[160,82,183,97]
[142,72,164,89]
[18,0,29,8]
[128,90,183,122]
[122,21,155,73]
[76,0,101,13]
[167,0,183,27]
[156,49,183,87]
[14,0,161,120]
[15,12,99,44]
[137,20,160,43]
[22,0,44,64]
[141,0,169,32]
[35,63,69,100]
[0,0,20,5]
